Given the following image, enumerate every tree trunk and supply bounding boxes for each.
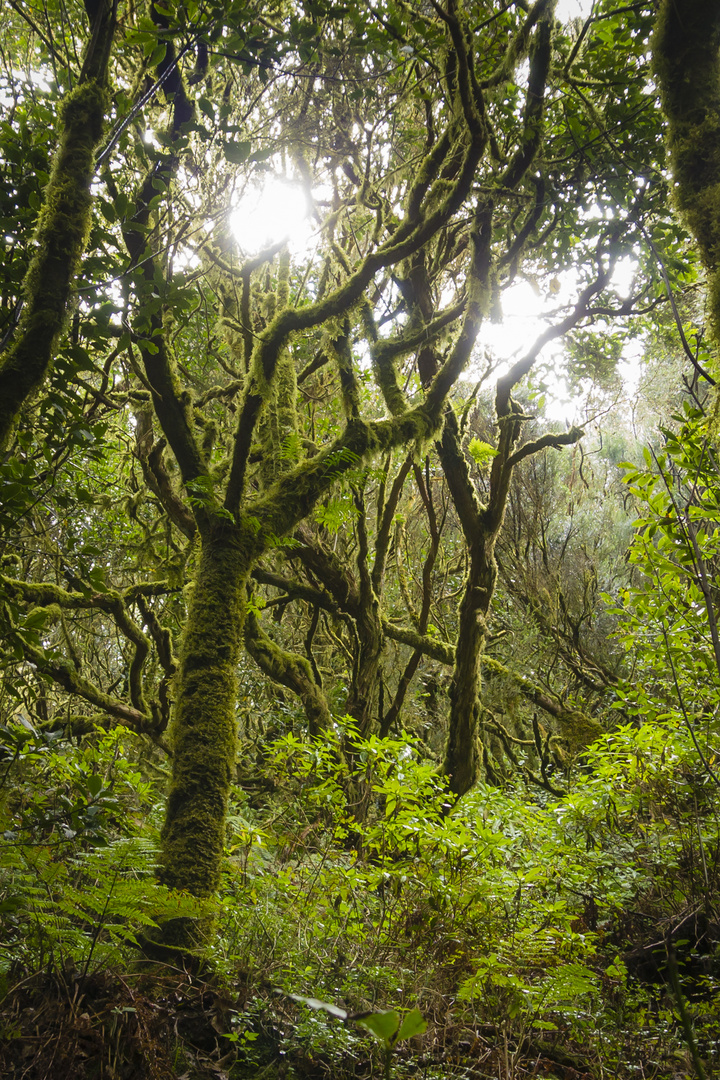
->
[159,524,250,910]
[345,600,384,735]
[0,1,116,449]
[653,0,720,338]
[444,542,496,796]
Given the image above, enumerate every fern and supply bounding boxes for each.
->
[1,835,210,978]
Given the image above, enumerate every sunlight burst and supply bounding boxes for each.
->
[230,178,312,256]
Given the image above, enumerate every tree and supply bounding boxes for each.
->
[0,0,683,942]
[653,0,720,344]
[0,0,117,448]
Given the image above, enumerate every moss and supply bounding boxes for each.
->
[0,79,110,449]
[371,342,408,418]
[160,526,251,899]
[443,560,494,797]
[246,409,442,547]
[653,0,720,339]
[245,609,330,734]
[257,344,299,489]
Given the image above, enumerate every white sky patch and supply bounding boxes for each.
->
[230,177,314,257]
[617,336,644,400]
[555,0,595,22]
[0,66,53,107]
[464,248,643,424]
[472,278,550,383]
[611,254,638,299]
[28,68,52,92]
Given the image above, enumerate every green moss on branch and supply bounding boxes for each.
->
[245,609,330,735]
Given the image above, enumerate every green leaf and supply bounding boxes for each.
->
[355,1010,400,1047]
[395,1009,427,1043]
[149,43,168,67]
[86,773,104,798]
[99,199,116,223]
[198,97,215,121]
[223,140,251,164]
[468,438,498,467]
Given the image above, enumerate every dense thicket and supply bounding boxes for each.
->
[2,1,720,1077]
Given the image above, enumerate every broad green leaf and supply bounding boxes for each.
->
[223,140,252,164]
[355,1010,400,1046]
[395,1009,427,1043]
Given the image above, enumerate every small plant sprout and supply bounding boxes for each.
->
[275,991,427,1080]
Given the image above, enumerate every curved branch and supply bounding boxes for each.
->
[20,638,153,732]
[506,426,584,470]
[1,575,155,722]
[244,608,331,735]
[380,617,601,741]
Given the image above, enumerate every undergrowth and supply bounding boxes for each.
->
[1,716,719,1078]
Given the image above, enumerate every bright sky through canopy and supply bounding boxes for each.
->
[230,178,312,256]
[555,0,594,21]
[469,255,640,422]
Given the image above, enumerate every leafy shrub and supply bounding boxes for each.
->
[0,721,205,986]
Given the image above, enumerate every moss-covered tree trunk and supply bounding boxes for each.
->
[0,0,116,450]
[345,603,384,734]
[653,0,720,341]
[437,410,508,797]
[439,394,582,796]
[444,538,497,796]
[159,523,252,902]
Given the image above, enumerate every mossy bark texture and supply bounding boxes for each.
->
[0,2,116,450]
[438,412,500,797]
[653,0,720,338]
[444,545,497,797]
[245,608,331,735]
[160,526,251,899]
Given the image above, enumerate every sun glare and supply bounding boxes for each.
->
[230,178,312,256]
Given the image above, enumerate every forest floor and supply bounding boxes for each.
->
[0,960,704,1080]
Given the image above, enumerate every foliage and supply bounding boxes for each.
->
[612,403,720,784]
[276,992,427,1080]
[0,722,207,988]
[1,0,720,1076]
[204,719,720,1075]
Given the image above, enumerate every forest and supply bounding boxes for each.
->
[1,0,720,1076]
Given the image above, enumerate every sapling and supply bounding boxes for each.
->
[276,991,427,1080]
